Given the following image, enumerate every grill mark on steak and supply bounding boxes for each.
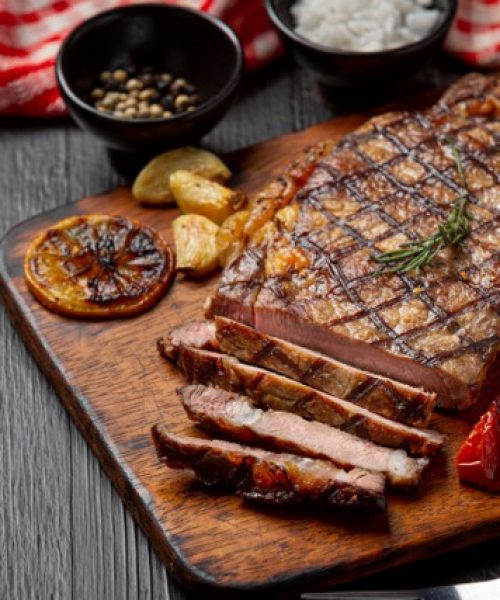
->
[294,234,426,363]
[177,384,429,490]
[252,340,302,378]
[296,186,490,348]
[383,114,499,204]
[151,425,386,511]
[212,317,435,426]
[425,334,498,366]
[374,297,496,347]
[169,345,443,456]
[348,143,482,352]
[296,221,498,348]
[346,379,387,408]
[208,73,499,409]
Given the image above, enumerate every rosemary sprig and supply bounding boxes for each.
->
[372,138,472,276]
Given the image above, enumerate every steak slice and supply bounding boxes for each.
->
[207,72,500,409]
[158,318,435,427]
[151,426,386,511]
[168,345,444,456]
[214,316,436,427]
[157,320,218,360]
[178,384,429,489]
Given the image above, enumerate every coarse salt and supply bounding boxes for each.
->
[291,0,442,52]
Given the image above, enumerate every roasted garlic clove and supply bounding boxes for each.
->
[170,170,245,225]
[132,147,231,205]
[172,214,220,277]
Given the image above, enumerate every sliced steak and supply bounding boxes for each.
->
[157,320,218,360]
[169,345,444,456]
[178,384,429,489]
[214,316,436,427]
[151,426,386,511]
[207,72,500,409]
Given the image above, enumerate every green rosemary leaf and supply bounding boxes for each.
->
[371,138,471,276]
[447,135,467,188]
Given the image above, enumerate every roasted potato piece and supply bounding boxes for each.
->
[132,147,231,205]
[170,170,245,225]
[216,210,250,267]
[173,214,219,277]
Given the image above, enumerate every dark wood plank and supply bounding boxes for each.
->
[1,111,499,598]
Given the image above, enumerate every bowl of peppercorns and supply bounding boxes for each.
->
[56,4,244,152]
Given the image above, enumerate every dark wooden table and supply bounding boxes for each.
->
[1,57,499,600]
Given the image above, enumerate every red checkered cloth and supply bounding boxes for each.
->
[0,0,498,117]
[0,0,282,116]
[445,0,500,67]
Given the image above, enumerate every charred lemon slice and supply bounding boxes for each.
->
[24,215,175,318]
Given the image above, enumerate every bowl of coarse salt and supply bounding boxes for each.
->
[265,0,457,87]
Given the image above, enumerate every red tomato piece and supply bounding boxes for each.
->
[456,397,500,492]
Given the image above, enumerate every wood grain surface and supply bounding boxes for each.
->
[1,107,499,598]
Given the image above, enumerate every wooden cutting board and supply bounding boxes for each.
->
[1,114,499,599]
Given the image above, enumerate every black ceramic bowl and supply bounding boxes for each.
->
[265,0,457,88]
[56,4,244,152]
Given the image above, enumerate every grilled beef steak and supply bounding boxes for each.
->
[168,345,444,456]
[178,384,429,489]
[207,73,500,409]
[151,426,386,511]
[214,316,436,427]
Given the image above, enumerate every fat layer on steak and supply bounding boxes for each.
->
[167,344,444,456]
[178,384,429,489]
[207,73,500,409]
[151,425,386,511]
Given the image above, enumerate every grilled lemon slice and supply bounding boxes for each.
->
[24,215,175,318]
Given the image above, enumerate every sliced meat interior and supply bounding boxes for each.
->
[168,344,444,456]
[157,320,218,360]
[214,316,436,427]
[151,425,386,511]
[178,384,429,489]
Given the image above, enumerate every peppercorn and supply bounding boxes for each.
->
[90,67,201,120]
[90,88,104,99]
[137,106,150,118]
[126,78,143,91]
[170,78,187,95]
[138,88,156,101]
[161,95,175,110]
[149,104,163,117]
[174,94,190,111]
[113,69,128,82]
